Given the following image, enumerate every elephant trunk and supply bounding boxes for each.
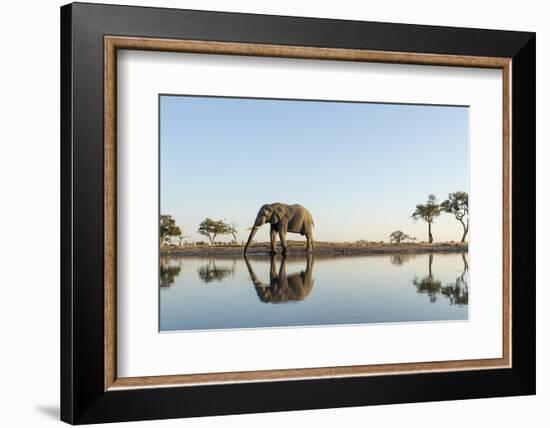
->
[244,227,259,253]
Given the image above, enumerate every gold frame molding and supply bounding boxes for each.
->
[104,36,512,391]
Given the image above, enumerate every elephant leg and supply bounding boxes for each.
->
[269,253,277,278]
[306,232,314,252]
[269,226,277,254]
[305,252,314,271]
[278,224,288,253]
[279,254,288,289]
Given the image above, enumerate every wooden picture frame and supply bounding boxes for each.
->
[61,2,535,424]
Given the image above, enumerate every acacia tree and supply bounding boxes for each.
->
[197,218,230,245]
[227,223,238,244]
[441,191,469,243]
[389,230,414,244]
[412,194,442,243]
[160,214,182,246]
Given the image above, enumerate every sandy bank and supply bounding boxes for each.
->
[161,241,467,257]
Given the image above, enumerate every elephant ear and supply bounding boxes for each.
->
[271,204,287,224]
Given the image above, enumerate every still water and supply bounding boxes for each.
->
[160,252,468,331]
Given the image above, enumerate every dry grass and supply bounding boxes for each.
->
[161,241,467,256]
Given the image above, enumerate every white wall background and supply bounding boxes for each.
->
[0,1,545,427]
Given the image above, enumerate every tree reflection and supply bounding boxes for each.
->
[412,253,469,305]
[441,253,469,305]
[160,257,182,287]
[390,254,414,266]
[244,254,314,303]
[196,259,236,284]
[412,253,442,302]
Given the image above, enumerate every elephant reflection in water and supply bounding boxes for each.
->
[413,253,469,305]
[244,254,314,303]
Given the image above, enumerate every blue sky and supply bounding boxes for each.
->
[160,95,468,243]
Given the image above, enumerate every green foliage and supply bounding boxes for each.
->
[441,191,469,242]
[412,194,442,243]
[412,194,442,223]
[389,230,415,244]
[197,218,232,245]
[160,214,182,245]
[441,191,468,220]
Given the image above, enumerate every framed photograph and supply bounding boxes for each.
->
[61,2,535,424]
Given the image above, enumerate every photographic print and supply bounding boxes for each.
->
[62,7,535,421]
[159,95,469,332]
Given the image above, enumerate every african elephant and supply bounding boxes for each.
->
[244,203,314,254]
[244,253,314,303]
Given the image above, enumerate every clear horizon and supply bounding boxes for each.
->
[160,95,469,244]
